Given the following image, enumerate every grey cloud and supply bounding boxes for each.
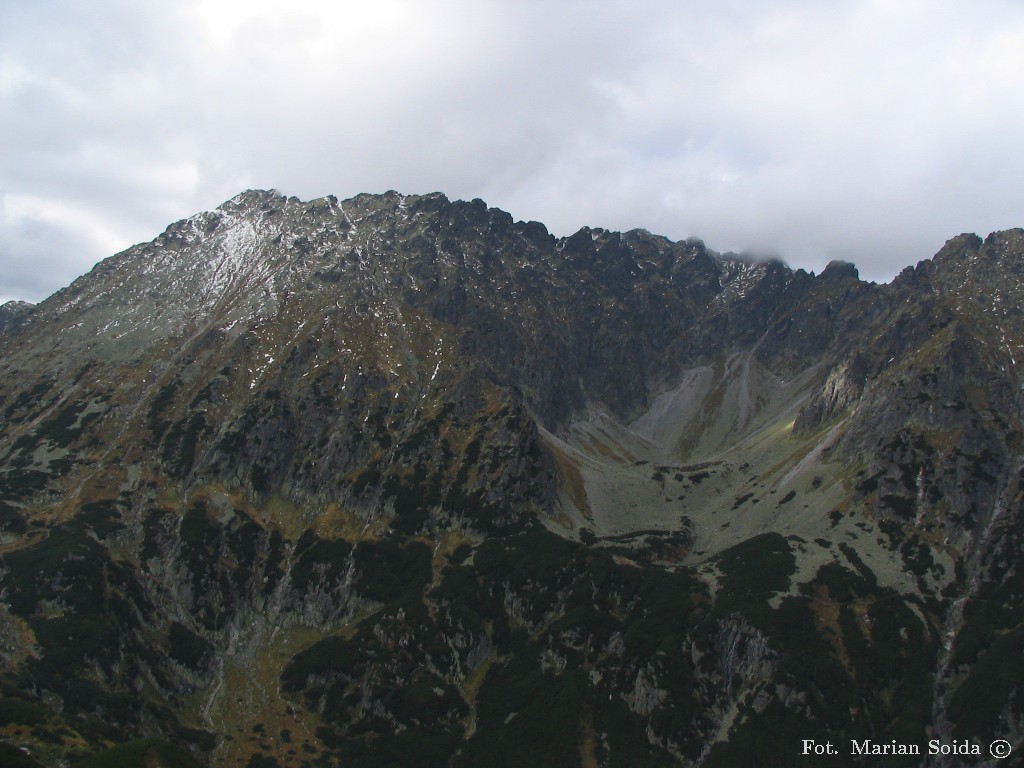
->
[0,215,100,305]
[4,0,1024,301]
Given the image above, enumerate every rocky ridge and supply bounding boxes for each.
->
[0,190,1023,767]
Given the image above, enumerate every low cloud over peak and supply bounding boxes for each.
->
[4,0,1024,302]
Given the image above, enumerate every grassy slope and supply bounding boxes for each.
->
[543,354,934,596]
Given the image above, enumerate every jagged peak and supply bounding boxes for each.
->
[924,229,1024,282]
[933,232,984,263]
[982,228,1024,256]
[820,259,859,281]
[217,188,288,210]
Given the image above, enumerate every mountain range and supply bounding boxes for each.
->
[1,189,1023,767]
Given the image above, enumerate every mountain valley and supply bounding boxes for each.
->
[1,190,1023,767]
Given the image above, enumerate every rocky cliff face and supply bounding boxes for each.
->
[1,190,1023,767]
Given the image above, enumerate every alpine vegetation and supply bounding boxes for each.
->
[2,190,1023,767]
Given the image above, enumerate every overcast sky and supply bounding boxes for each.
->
[3,0,1024,304]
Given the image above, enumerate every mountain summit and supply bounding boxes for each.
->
[1,190,1023,766]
